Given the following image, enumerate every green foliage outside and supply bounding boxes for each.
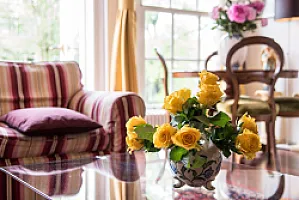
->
[0,0,60,61]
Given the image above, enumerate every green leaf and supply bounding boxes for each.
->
[134,124,156,142]
[209,112,231,128]
[222,148,231,158]
[192,115,210,126]
[173,114,187,123]
[189,156,207,169]
[177,122,183,129]
[144,140,160,152]
[170,146,188,162]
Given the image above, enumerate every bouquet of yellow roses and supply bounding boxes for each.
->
[126,71,262,166]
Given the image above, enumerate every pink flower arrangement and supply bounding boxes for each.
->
[211,0,266,37]
[249,1,265,14]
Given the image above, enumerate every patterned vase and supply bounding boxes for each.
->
[169,141,222,190]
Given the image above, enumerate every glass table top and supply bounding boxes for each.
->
[1,152,298,200]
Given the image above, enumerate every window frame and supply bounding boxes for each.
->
[136,0,212,107]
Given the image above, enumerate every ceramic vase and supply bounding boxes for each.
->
[219,33,248,70]
[169,141,222,190]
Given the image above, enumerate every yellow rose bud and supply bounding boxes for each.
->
[153,123,177,148]
[199,70,219,85]
[126,116,147,139]
[171,126,201,151]
[126,136,144,152]
[238,113,258,134]
[163,88,191,114]
[197,84,223,106]
[235,129,262,160]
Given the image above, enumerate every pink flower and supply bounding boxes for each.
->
[227,4,247,23]
[245,6,257,21]
[249,1,265,14]
[261,18,268,27]
[211,6,221,20]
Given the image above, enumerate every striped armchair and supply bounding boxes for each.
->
[0,61,145,165]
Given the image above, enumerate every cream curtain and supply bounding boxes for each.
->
[109,0,138,93]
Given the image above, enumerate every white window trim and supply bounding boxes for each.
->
[136,0,212,104]
[80,0,107,91]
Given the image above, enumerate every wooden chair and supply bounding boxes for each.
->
[155,49,169,96]
[205,51,247,70]
[143,49,170,125]
[216,36,285,171]
[204,51,218,69]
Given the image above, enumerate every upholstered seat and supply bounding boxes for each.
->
[275,97,299,114]
[217,97,280,117]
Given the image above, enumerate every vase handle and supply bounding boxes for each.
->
[173,177,185,188]
[204,180,215,191]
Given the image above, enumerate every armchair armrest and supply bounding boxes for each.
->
[68,90,146,152]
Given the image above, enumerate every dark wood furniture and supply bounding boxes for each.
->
[155,48,169,96]
[225,36,286,171]
[172,70,298,99]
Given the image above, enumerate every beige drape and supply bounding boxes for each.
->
[109,0,138,93]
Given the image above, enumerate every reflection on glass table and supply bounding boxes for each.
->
[0,152,298,200]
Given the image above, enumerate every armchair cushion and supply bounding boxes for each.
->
[0,108,101,136]
[217,97,279,117]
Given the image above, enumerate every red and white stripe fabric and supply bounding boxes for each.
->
[68,91,146,153]
[0,61,83,115]
[0,61,146,158]
[0,152,103,200]
[0,122,109,159]
[0,61,146,200]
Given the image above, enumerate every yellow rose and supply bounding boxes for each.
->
[197,84,223,106]
[235,128,262,160]
[126,116,147,139]
[238,113,258,134]
[153,123,177,148]
[176,88,191,101]
[126,136,144,152]
[171,126,201,151]
[163,88,191,114]
[199,70,219,85]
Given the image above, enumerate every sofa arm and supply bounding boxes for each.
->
[68,90,146,152]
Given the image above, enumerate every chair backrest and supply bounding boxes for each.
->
[204,51,218,70]
[225,36,284,123]
[155,49,169,96]
[0,61,83,116]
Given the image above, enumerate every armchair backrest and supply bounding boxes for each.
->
[0,61,83,116]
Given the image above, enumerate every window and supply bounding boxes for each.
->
[0,0,77,62]
[136,0,218,106]
[0,0,106,91]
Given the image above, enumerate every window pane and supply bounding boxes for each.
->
[142,0,170,8]
[173,14,199,60]
[145,12,172,59]
[173,61,198,71]
[172,78,199,96]
[171,0,197,11]
[200,17,217,60]
[0,0,80,62]
[145,60,169,103]
[197,0,218,12]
